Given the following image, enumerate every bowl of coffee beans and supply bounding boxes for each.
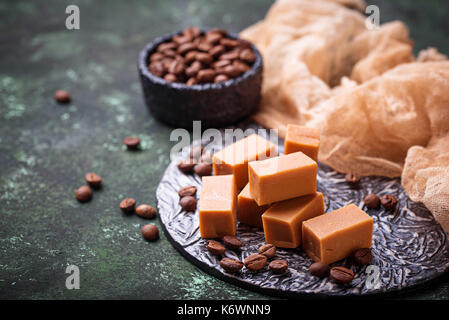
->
[138,27,263,128]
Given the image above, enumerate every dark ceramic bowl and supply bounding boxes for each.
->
[138,30,263,129]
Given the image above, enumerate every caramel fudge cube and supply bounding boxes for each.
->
[237,183,270,229]
[284,124,320,161]
[262,192,324,248]
[199,175,237,239]
[213,134,277,190]
[248,151,317,206]
[302,204,373,264]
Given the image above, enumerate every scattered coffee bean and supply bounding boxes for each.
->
[141,224,159,241]
[84,172,102,189]
[207,240,226,256]
[177,158,196,173]
[258,243,276,258]
[364,194,380,209]
[120,198,136,213]
[136,204,156,219]
[309,262,330,278]
[123,137,141,150]
[330,266,354,284]
[269,259,288,274]
[220,258,243,273]
[75,186,92,203]
[244,254,267,271]
[381,194,398,211]
[178,186,197,198]
[345,173,361,185]
[180,195,197,211]
[148,27,257,84]
[353,248,373,265]
[54,90,71,103]
[222,235,242,250]
[194,162,212,176]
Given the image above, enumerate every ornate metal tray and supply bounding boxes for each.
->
[156,134,449,297]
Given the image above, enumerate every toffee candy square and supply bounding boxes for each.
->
[262,192,324,248]
[199,175,237,239]
[284,124,320,161]
[213,133,277,190]
[237,183,270,229]
[248,151,317,206]
[302,204,374,264]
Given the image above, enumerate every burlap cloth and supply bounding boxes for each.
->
[240,0,449,232]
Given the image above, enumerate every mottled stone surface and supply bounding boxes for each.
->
[0,0,447,299]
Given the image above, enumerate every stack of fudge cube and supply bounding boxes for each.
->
[199,125,373,265]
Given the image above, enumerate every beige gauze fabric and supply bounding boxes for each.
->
[240,0,449,232]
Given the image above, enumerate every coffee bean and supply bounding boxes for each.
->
[183,26,201,39]
[186,77,198,86]
[207,240,226,256]
[173,35,191,45]
[214,74,229,83]
[141,224,159,241]
[180,195,197,211]
[244,254,267,271]
[178,186,197,198]
[162,49,177,58]
[136,204,156,219]
[205,32,222,45]
[258,243,276,258]
[219,50,240,61]
[364,194,380,209]
[184,50,199,64]
[84,172,102,189]
[269,259,288,274]
[239,48,256,64]
[189,145,204,160]
[233,60,250,73]
[330,266,354,284]
[54,90,71,103]
[177,159,196,173]
[237,38,252,48]
[197,41,213,52]
[207,28,228,37]
[220,258,243,273]
[353,248,373,265]
[309,262,330,278]
[123,137,141,150]
[164,73,177,82]
[209,45,225,58]
[177,42,196,55]
[185,61,202,78]
[157,42,177,52]
[75,186,92,203]
[381,194,398,211]
[345,173,361,185]
[168,59,185,75]
[221,65,241,78]
[220,38,239,49]
[196,52,213,65]
[120,198,136,213]
[213,59,231,69]
[222,235,242,250]
[194,162,212,176]
[150,52,164,62]
[149,61,166,77]
[197,69,215,83]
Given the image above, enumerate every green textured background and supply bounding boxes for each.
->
[0,0,448,300]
